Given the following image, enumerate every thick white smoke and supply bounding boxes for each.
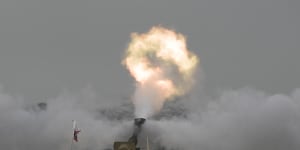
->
[143,88,300,150]
[0,87,135,150]
[1,85,300,150]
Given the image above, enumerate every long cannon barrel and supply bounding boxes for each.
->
[128,118,146,145]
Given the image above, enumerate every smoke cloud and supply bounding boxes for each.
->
[143,88,300,150]
[1,85,300,150]
[0,87,135,150]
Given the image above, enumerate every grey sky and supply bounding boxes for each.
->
[1,1,300,150]
[0,0,299,101]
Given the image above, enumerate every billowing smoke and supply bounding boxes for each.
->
[0,87,300,150]
[143,88,300,150]
[0,87,136,150]
[123,26,199,118]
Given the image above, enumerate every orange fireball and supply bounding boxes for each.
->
[123,26,199,117]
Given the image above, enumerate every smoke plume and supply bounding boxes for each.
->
[123,26,199,118]
[0,87,300,150]
[141,88,300,150]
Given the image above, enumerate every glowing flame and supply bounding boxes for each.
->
[123,26,199,117]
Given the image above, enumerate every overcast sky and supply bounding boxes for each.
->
[0,0,299,101]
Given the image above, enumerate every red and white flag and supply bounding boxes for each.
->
[72,120,81,142]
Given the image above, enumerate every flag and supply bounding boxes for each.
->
[73,129,81,142]
[72,120,81,142]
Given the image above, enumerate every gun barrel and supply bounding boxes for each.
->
[128,118,146,145]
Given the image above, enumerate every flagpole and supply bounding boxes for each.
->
[147,136,150,150]
[70,136,74,150]
[71,120,75,150]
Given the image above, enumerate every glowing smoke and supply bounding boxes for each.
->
[123,26,199,118]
